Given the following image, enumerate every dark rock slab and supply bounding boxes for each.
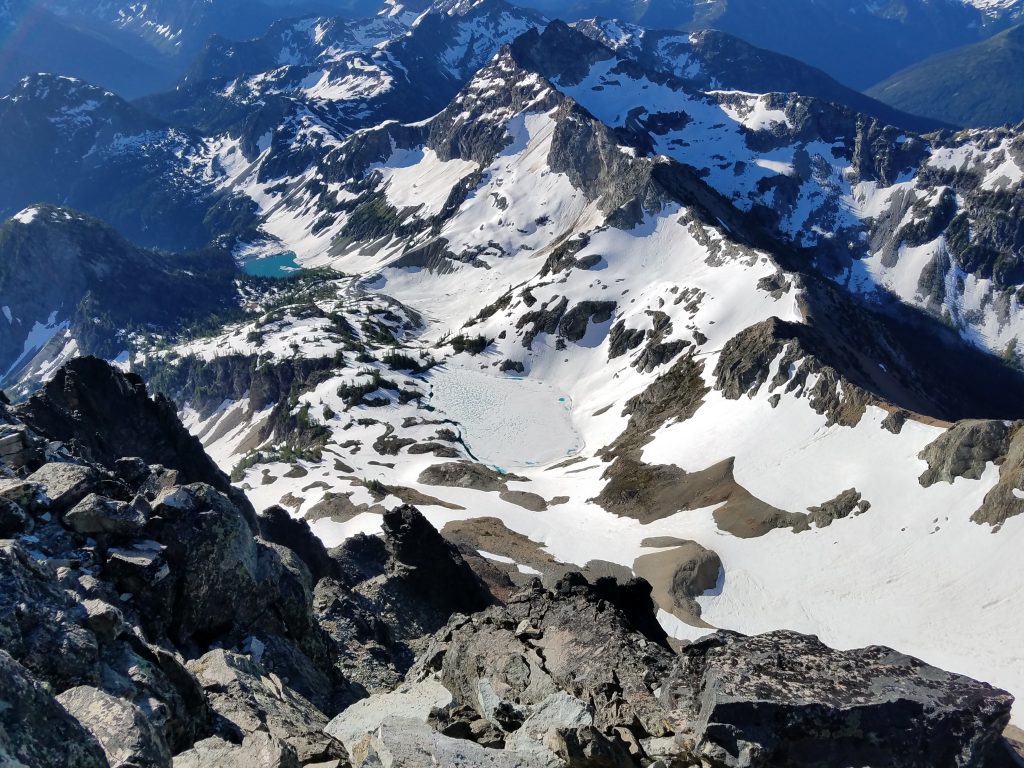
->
[0,650,107,768]
[662,630,1014,768]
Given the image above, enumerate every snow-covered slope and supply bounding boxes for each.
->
[204,21,1024,362]
[146,0,547,138]
[108,25,1024,725]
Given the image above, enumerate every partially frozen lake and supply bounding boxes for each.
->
[428,368,583,469]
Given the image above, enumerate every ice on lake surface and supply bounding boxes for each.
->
[428,368,583,469]
[241,251,302,278]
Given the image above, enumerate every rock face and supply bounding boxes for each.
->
[662,631,1014,768]
[918,420,1015,487]
[16,357,247,511]
[0,650,108,768]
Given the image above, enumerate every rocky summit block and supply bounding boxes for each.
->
[662,630,1015,768]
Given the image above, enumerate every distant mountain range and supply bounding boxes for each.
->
[2,0,1024,100]
[509,0,1024,88]
[868,23,1024,127]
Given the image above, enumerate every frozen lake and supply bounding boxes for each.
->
[428,368,583,469]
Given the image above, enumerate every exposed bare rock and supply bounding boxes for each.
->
[325,679,453,756]
[633,541,722,625]
[172,733,300,768]
[348,717,536,767]
[187,649,347,765]
[58,684,172,768]
[918,420,1015,487]
[0,650,108,768]
[0,539,99,690]
[806,487,870,527]
[418,461,527,492]
[972,425,1024,527]
[411,574,676,742]
[26,462,103,510]
[64,493,148,536]
[557,300,616,343]
[499,489,549,511]
[662,630,1014,768]
[714,317,871,427]
[16,357,253,520]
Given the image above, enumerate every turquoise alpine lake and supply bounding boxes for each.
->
[242,252,302,277]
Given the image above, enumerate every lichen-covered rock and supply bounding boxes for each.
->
[661,630,1014,768]
[348,717,537,767]
[148,483,270,644]
[411,575,675,742]
[188,649,347,765]
[27,462,103,510]
[0,539,99,689]
[172,733,300,768]
[58,685,172,768]
[64,493,148,536]
[325,679,453,756]
[0,650,107,768]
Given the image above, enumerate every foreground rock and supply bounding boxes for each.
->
[663,630,1014,767]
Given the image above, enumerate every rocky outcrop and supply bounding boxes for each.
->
[320,504,495,689]
[714,318,872,427]
[16,357,246,513]
[972,424,1024,527]
[918,420,1015,487]
[411,574,677,748]
[187,649,347,765]
[662,630,1014,768]
[634,540,722,625]
[806,487,871,527]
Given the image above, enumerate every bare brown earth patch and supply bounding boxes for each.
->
[386,486,465,511]
[442,517,559,574]
[306,492,385,524]
[595,455,804,537]
[441,518,622,587]
[633,541,721,628]
[498,489,548,511]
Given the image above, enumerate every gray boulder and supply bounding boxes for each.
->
[58,685,171,768]
[28,462,101,510]
[325,678,453,755]
[661,630,1014,768]
[64,493,148,536]
[349,717,538,767]
[411,575,676,744]
[0,650,107,768]
[148,484,273,643]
